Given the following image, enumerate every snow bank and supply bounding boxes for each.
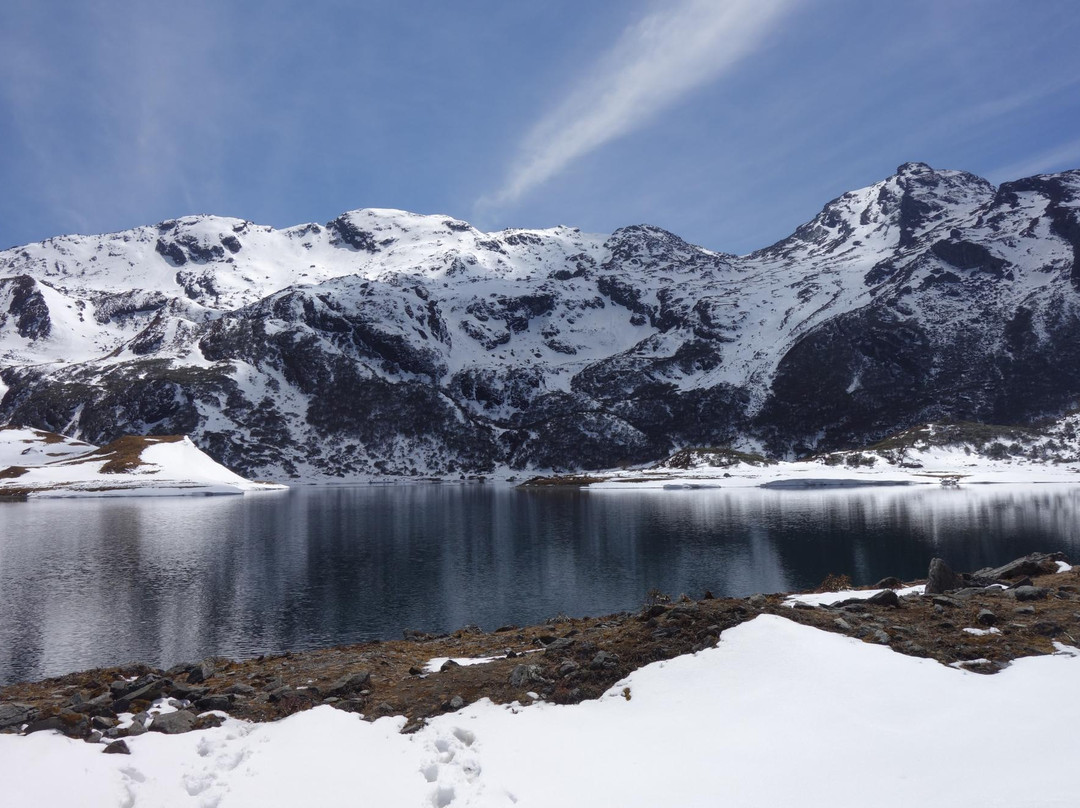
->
[783,584,924,608]
[0,431,286,498]
[3,616,1078,807]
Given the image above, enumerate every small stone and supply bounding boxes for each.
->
[119,720,147,738]
[833,618,853,632]
[557,660,580,677]
[868,629,891,644]
[1031,621,1063,636]
[408,666,424,676]
[186,661,216,685]
[103,740,131,755]
[223,683,256,697]
[84,730,103,744]
[932,595,959,608]
[149,710,197,735]
[439,659,460,672]
[194,695,232,712]
[792,601,816,611]
[874,576,902,589]
[448,696,465,710]
[976,609,997,626]
[543,637,575,655]
[508,664,546,688]
[590,651,619,670]
[1011,586,1049,601]
[324,671,372,697]
[91,715,118,731]
[866,589,900,608]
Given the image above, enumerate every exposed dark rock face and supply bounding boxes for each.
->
[1,165,1080,477]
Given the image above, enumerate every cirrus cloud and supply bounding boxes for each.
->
[481,0,799,209]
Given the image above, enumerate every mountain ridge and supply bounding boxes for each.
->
[2,163,1079,478]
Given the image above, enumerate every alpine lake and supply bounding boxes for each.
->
[2,482,1080,685]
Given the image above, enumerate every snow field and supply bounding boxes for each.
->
[3,616,1079,807]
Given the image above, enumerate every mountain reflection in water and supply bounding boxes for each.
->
[2,484,1079,684]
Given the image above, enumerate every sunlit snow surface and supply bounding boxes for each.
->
[3,616,1079,807]
[0,430,285,497]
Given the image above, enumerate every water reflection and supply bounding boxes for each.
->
[2,484,1079,684]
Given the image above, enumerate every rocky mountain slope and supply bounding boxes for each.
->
[2,163,1079,478]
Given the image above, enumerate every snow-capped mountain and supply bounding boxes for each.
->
[2,162,1079,478]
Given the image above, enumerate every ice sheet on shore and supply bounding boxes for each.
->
[3,615,1079,807]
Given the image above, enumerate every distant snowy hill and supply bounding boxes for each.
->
[2,163,1080,478]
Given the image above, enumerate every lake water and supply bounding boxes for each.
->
[2,483,1080,685]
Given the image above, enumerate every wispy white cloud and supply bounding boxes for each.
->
[988,137,1080,183]
[480,0,797,209]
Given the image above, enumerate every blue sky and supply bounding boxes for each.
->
[2,0,1079,254]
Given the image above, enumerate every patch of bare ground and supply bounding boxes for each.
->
[2,556,1077,741]
[73,435,184,474]
[518,474,609,487]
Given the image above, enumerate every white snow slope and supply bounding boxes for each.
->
[0,429,285,497]
[2,616,1077,807]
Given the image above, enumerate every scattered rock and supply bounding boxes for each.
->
[791,601,816,611]
[508,664,546,688]
[866,590,901,608]
[91,715,118,731]
[0,703,37,730]
[925,558,963,595]
[543,637,575,655]
[932,595,960,608]
[194,695,232,712]
[1011,586,1049,602]
[149,710,197,735]
[1031,621,1063,636]
[557,660,580,677]
[186,661,216,685]
[975,552,1066,581]
[325,671,372,696]
[874,576,903,589]
[448,696,465,710]
[833,618,854,632]
[976,609,998,627]
[103,740,130,755]
[590,651,619,670]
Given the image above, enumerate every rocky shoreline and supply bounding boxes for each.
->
[2,552,1077,753]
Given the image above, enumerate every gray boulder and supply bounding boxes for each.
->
[508,664,546,688]
[148,710,197,735]
[325,671,372,697]
[0,703,37,730]
[975,552,1066,581]
[925,558,963,594]
[1011,586,1049,602]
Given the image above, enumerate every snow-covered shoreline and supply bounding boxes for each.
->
[0,428,286,498]
[2,615,1078,807]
